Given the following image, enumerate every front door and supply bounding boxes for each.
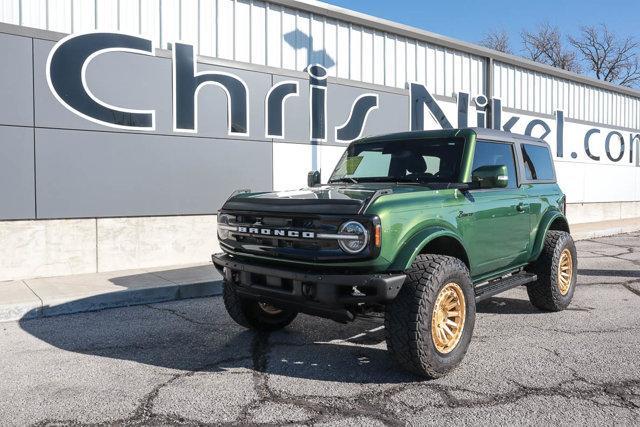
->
[458,140,531,278]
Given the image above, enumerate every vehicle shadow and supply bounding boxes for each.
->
[17,267,539,384]
[475,296,542,314]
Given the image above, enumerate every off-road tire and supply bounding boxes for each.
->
[223,281,298,331]
[525,230,577,312]
[385,254,476,378]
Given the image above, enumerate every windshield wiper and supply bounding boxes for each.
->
[329,177,359,184]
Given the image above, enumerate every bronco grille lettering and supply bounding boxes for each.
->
[232,225,316,239]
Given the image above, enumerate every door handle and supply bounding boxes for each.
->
[516,203,526,212]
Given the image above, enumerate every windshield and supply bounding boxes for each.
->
[329,137,466,184]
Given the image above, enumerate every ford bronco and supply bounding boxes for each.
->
[212,128,577,378]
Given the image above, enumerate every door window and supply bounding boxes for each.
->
[472,141,518,189]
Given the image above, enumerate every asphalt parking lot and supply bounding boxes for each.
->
[1,232,639,426]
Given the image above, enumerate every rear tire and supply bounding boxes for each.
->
[223,280,298,331]
[385,254,475,378]
[526,230,577,312]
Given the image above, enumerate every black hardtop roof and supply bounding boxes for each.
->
[356,128,549,147]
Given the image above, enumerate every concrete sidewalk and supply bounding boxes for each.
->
[0,263,222,323]
[2,218,640,323]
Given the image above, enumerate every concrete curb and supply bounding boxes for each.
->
[39,281,223,319]
[0,280,222,323]
[0,264,223,323]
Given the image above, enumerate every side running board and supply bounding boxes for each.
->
[474,272,537,302]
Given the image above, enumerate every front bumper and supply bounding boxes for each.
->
[212,253,406,322]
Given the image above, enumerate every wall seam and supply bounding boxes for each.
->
[95,218,98,272]
[31,37,37,219]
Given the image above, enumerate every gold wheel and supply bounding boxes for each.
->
[431,282,466,354]
[258,302,283,315]
[557,249,573,296]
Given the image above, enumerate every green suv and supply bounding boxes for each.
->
[212,128,577,378]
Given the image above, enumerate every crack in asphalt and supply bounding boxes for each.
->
[23,233,640,426]
[144,304,222,328]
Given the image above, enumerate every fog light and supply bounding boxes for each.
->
[338,221,369,254]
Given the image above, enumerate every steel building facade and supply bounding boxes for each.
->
[0,0,639,280]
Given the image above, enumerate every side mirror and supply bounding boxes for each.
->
[471,165,509,189]
[307,170,321,187]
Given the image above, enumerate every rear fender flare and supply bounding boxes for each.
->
[531,210,570,260]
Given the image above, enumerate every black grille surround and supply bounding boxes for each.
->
[218,210,381,262]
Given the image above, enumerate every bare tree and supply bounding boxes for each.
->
[521,23,581,73]
[480,29,511,54]
[569,24,640,87]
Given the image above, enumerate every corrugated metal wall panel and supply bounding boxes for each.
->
[0,0,20,25]
[73,0,96,33]
[4,0,639,129]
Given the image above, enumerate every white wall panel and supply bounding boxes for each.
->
[120,0,141,36]
[217,0,234,60]
[21,0,46,29]
[416,42,425,86]
[0,0,19,25]
[309,14,323,66]
[294,11,309,71]
[250,1,266,65]
[373,31,384,85]
[281,8,296,69]
[384,35,395,87]
[444,49,453,96]
[349,25,361,81]
[73,0,96,33]
[361,29,373,83]
[336,22,349,78]
[323,18,336,76]
[434,47,443,95]
[266,3,281,68]
[47,0,71,33]
[234,0,251,63]
[96,0,118,31]
[199,0,215,57]
[180,0,199,48]
[406,40,415,85]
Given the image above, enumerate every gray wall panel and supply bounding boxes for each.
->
[0,125,35,219]
[35,129,272,218]
[0,33,33,126]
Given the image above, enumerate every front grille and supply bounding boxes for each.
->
[218,211,377,262]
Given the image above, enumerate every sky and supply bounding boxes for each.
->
[324,0,639,56]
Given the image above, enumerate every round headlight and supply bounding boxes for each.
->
[338,221,369,254]
[217,214,231,240]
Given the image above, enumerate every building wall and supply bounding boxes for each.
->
[0,0,639,280]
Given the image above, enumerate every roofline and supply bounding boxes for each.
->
[271,0,640,99]
[2,0,639,99]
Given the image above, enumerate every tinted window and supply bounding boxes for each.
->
[330,137,466,184]
[472,141,517,189]
[522,144,555,181]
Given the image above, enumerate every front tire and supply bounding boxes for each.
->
[385,254,476,378]
[526,230,577,311]
[223,281,298,331]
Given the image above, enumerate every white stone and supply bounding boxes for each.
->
[96,215,219,272]
[0,219,96,281]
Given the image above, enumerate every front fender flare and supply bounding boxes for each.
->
[389,226,469,271]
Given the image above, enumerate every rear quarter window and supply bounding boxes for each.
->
[521,144,555,181]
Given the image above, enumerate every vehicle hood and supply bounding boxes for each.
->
[221,184,432,215]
